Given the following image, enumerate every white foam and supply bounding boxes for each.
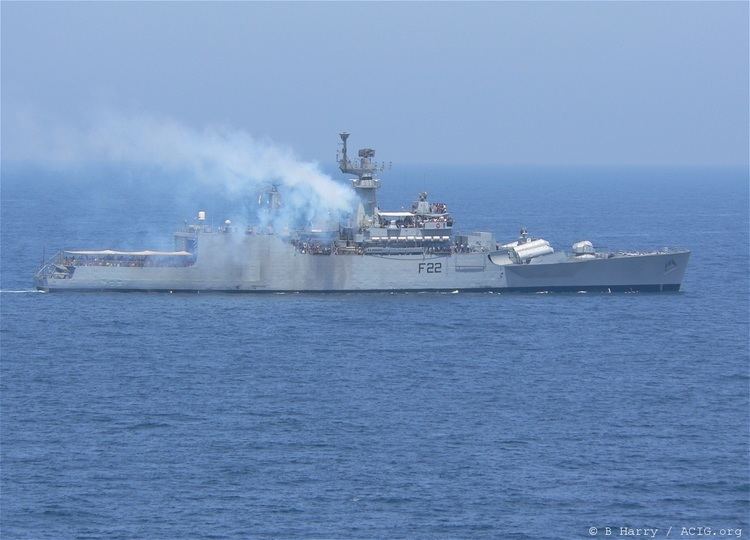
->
[0,289,44,293]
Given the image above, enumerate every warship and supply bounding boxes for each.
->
[34,133,690,293]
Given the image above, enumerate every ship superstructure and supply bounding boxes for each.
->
[34,134,690,293]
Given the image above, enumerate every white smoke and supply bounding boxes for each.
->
[6,110,355,228]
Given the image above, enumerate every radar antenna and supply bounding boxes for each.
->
[337,133,390,178]
[336,132,389,217]
[258,183,282,211]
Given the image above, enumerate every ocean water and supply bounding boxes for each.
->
[1,164,748,539]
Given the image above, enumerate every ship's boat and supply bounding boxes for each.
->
[34,133,690,293]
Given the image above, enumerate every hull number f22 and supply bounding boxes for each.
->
[418,262,442,274]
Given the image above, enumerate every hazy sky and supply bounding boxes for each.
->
[2,1,748,167]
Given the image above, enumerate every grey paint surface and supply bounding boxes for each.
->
[35,231,689,293]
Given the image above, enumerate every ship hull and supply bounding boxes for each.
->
[35,235,690,293]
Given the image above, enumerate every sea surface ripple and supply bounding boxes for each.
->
[1,165,748,539]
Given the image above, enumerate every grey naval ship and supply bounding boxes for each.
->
[35,133,690,293]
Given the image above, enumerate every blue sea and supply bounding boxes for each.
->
[1,164,748,539]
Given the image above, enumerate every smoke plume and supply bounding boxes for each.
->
[6,110,355,229]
